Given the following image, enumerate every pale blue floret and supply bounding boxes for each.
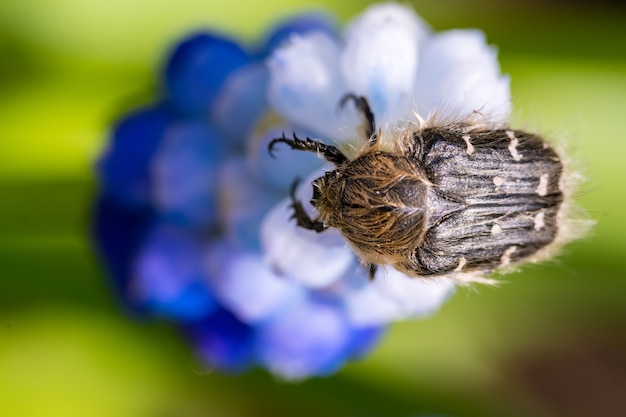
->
[210,62,271,149]
[205,242,303,323]
[267,32,360,142]
[255,293,381,380]
[216,158,283,251]
[339,3,430,125]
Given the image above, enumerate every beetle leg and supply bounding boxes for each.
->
[339,93,376,142]
[288,179,327,233]
[268,132,348,166]
[368,264,378,281]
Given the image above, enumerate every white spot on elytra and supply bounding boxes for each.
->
[491,224,503,235]
[455,257,467,272]
[506,130,523,161]
[493,176,505,189]
[534,211,546,230]
[536,173,549,196]
[462,135,475,155]
[500,246,517,267]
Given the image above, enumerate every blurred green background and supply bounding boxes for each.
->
[1,1,625,416]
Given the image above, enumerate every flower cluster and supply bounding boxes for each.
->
[94,3,511,380]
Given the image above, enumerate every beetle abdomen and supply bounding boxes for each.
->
[407,127,564,275]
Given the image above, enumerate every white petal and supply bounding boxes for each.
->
[267,32,359,141]
[414,29,511,123]
[260,170,354,288]
[375,268,456,317]
[437,62,511,122]
[343,281,405,326]
[205,243,301,323]
[344,268,455,326]
[341,3,430,126]
[344,3,431,41]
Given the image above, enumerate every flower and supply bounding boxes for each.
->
[94,3,511,380]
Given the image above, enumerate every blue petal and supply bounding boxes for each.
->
[92,192,154,312]
[133,224,216,320]
[262,12,339,56]
[153,122,223,228]
[210,61,270,149]
[184,308,255,373]
[143,280,215,321]
[217,158,283,251]
[165,33,251,117]
[346,325,385,359]
[97,106,171,206]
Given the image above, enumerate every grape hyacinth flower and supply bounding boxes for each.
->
[94,3,511,380]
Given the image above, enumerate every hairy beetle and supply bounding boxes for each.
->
[270,95,575,282]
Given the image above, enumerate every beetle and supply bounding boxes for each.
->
[269,94,567,281]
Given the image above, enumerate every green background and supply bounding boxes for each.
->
[1,1,625,416]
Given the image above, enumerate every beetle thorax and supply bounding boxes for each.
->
[312,152,430,264]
